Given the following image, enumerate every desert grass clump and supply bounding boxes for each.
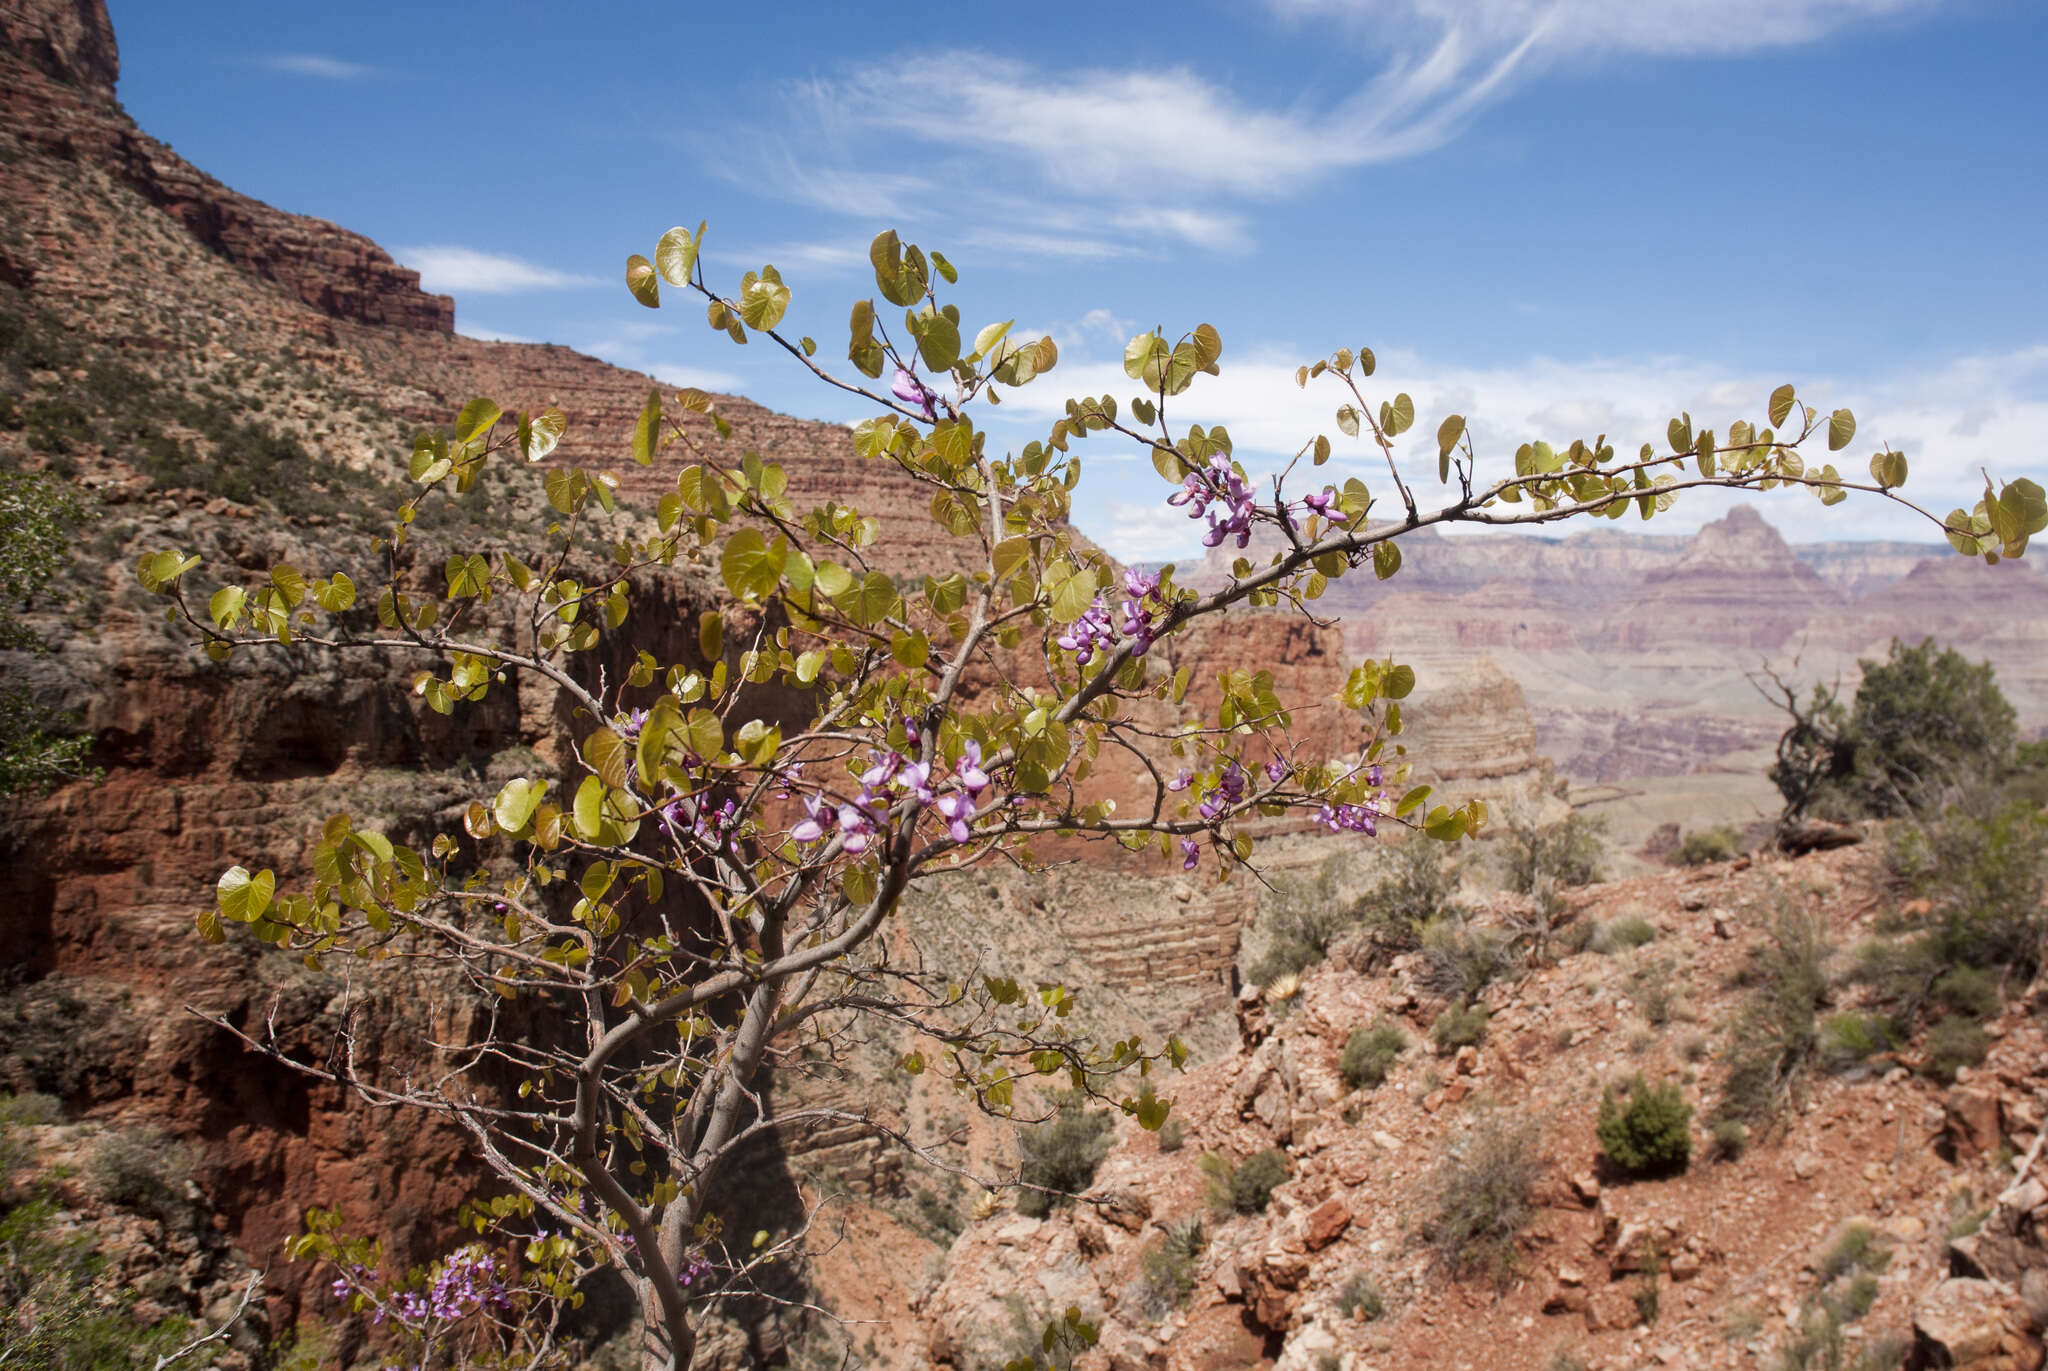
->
[1715,901,1831,1130]
[1135,1217,1206,1316]
[1340,1020,1407,1090]
[1015,1097,1114,1218]
[1920,1017,1989,1084]
[1592,915,1658,954]
[1820,1012,1902,1071]
[1420,1111,1542,1286]
[1670,825,1744,866]
[1431,1001,1490,1055]
[1335,1271,1384,1321]
[1416,916,1517,1004]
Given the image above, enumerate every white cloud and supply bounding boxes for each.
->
[456,325,538,344]
[1088,499,1225,564]
[705,242,870,275]
[1268,0,1929,61]
[748,2,1929,262]
[396,246,599,294]
[648,363,745,393]
[257,53,384,81]
[1005,342,2048,562]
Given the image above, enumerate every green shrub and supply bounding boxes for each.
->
[1015,1098,1115,1218]
[1431,1002,1490,1055]
[1501,810,1606,893]
[1595,1075,1693,1176]
[1893,800,2048,982]
[1335,1272,1384,1321]
[87,1127,190,1221]
[1136,1217,1205,1314]
[1340,1020,1407,1090]
[1932,965,2001,1020]
[1156,1118,1184,1154]
[0,1193,195,1364]
[1920,1017,1989,1084]
[1710,1119,1748,1160]
[1359,837,1461,952]
[1819,1222,1891,1283]
[913,1186,963,1241]
[1229,1149,1289,1214]
[1592,916,1658,954]
[0,1092,62,1192]
[1670,825,1743,866]
[1820,1013,1902,1070]
[1772,637,2019,820]
[1420,1111,1542,1286]
[1247,857,1354,985]
[1416,917,1518,1003]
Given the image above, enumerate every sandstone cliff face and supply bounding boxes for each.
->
[0,2,451,331]
[0,0,115,100]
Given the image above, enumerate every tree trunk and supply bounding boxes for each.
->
[639,1275,694,1371]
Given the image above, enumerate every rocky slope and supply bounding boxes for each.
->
[904,842,2047,1371]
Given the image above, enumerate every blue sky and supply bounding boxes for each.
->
[113,1,2048,559]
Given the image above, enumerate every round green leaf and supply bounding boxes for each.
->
[626,254,661,308]
[656,225,699,287]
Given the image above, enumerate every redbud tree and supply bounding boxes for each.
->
[136,222,2041,1371]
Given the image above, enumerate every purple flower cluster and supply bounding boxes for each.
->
[1058,568,1168,666]
[678,1249,715,1290]
[1314,763,1386,836]
[1118,568,1163,656]
[348,1247,510,1330]
[789,741,994,851]
[693,797,739,845]
[1055,597,1118,665]
[891,368,938,422]
[1198,761,1249,822]
[1314,800,1380,836]
[1167,454,1257,549]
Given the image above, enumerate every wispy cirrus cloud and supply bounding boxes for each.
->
[255,53,386,81]
[396,246,600,294]
[736,0,1930,262]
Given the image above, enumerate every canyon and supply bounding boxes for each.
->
[0,2,2042,1368]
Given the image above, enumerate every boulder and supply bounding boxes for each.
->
[1943,1088,2005,1162]
[1303,1196,1351,1251]
[1909,1277,2043,1370]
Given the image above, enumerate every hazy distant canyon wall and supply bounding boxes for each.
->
[1199,506,2048,782]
